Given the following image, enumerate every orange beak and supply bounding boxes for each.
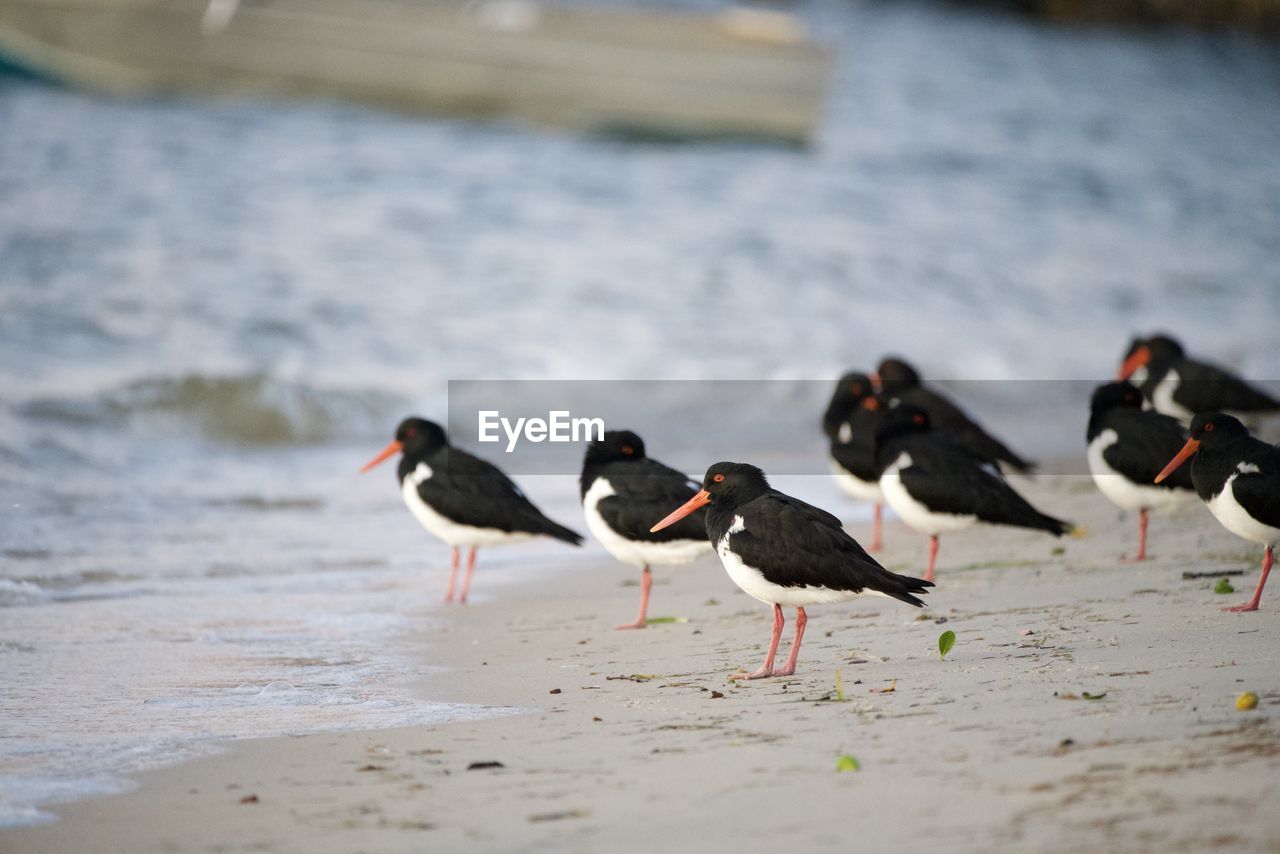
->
[1116,346,1151,381]
[860,396,880,411]
[650,489,711,533]
[1154,438,1200,484]
[359,440,403,473]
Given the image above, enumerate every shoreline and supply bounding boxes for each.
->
[4,474,1280,852]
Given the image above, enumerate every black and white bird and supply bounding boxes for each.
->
[580,430,712,629]
[1156,413,1280,612]
[1117,333,1279,422]
[1086,382,1197,561]
[875,404,1072,581]
[875,356,1036,473]
[361,417,583,603]
[650,462,933,680]
[822,371,887,551]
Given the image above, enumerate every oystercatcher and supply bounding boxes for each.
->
[875,356,1036,473]
[650,462,933,680]
[822,372,887,551]
[1155,412,1280,612]
[1117,333,1279,421]
[361,417,583,603]
[875,404,1071,581]
[1086,382,1197,561]
[580,430,712,629]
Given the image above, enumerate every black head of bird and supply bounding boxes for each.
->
[649,462,770,531]
[875,357,921,394]
[823,371,876,434]
[583,429,647,467]
[700,462,770,508]
[1118,332,1184,380]
[1090,381,1144,415]
[874,402,933,445]
[360,416,448,473]
[1154,411,1246,483]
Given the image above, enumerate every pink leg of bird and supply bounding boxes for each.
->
[1122,509,1149,562]
[925,535,939,582]
[1225,545,1273,613]
[869,503,883,553]
[733,603,784,680]
[771,607,808,677]
[444,546,460,603]
[615,565,652,630]
[458,547,478,604]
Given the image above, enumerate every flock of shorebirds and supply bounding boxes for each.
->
[360,333,1279,680]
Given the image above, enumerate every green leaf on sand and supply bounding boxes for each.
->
[1213,578,1235,595]
[834,669,845,702]
[835,755,860,772]
[938,630,956,660]
[645,616,689,624]
[1082,691,1107,701]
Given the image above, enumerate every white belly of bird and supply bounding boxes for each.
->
[581,477,711,568]
[1086,429,1194,512]
[1206,474,1280,547]
[831,461,883,503]
[878,452,977,535]
[400,464,531,548]
[1150,370,1193,422]
[716,516,886,607]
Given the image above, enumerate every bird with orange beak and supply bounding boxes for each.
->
[651,462,933,680]
[1118,334,1279,422]
[361,417,582,603]
[1155,412,1280,612]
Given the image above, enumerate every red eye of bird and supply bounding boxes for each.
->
[405,427,416,438]
[1204,422,1214,432]
[713,473,725,483]
[621,446,634,455]
[913,414,925,425]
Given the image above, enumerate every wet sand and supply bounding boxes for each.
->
[4,474,1279,853]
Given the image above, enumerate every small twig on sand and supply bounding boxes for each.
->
[1182,570,1245,579]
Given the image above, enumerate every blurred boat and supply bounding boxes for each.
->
[0,0,834,143]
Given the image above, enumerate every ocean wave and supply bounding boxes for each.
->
[20,373,402,445]
[206,495,326,511]
[0,579,52,608]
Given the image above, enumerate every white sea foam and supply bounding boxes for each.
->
[0,469,587,827]
[0,552,541,827]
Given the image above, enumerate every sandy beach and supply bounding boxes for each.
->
[4,473,1278,853]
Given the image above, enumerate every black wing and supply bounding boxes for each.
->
[730,491,932,606]
[1102,409,1194,490]
[1228,442,1280,529]
[893,385,1035,472]
[419,448,583,543]
[896,437,1069,535]
[593,458,707,543]
[1175,359,1280,414]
